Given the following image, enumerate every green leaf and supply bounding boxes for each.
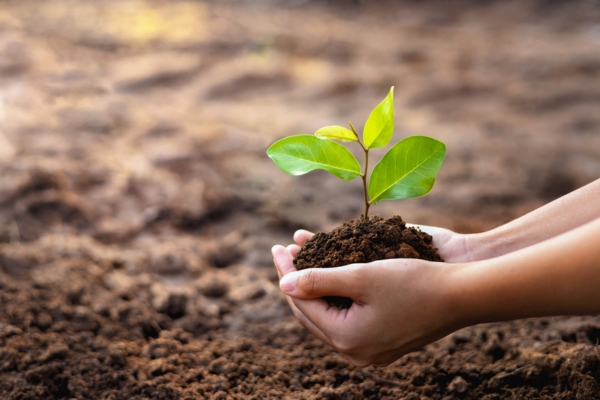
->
[315,125,357,142]
[267,135,361,181]
[368,136,446,204]
[363,86,394,149]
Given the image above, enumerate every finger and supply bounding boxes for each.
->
[289,296,354,340]
[273,246,340,347]
[272,245,297,278]
[284,296,334,347]
[293,230,314,246]
[286,244,301,257]
[280,265,365,300]
[273,245,337,346]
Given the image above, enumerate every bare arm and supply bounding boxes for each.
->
[468,178,600,260]
[449,216,600,325]
[414,178,600,262]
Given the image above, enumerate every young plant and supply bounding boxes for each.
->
[266,87,446,219]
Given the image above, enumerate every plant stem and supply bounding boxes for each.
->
[349,122,370,220]
[362,147,370,219]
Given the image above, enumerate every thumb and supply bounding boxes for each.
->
[279,265,363,300]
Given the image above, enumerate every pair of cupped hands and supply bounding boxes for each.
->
[271,179,600,367]
[272,225,468,367]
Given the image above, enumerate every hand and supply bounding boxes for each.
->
[276,218,600,367]
[406,224,476,263]
[272,241,462,367]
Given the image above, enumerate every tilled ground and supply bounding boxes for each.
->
[1,1,600,399]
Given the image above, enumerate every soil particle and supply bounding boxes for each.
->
[447,376,469,393]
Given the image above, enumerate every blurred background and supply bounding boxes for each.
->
[1,0,600,398]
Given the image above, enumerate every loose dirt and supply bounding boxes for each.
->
[1,0,600,399]
[295,216,442,270]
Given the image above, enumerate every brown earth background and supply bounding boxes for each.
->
[1,0,600,399]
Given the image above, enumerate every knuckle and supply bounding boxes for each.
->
[332,337,356,355]
[301,269,322,294]
[333,335,376,368]
[344,265,368,297]
[291,309,309,329]
[346,267,364,287]
[346,356,371,368]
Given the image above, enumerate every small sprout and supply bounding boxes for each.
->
[314,126,357,142]
[267,87,446,219]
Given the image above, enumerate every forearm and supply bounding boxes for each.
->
[447,217,600,327]
[468,178,600,260]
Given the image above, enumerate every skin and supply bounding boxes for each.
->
[272,178,600,367]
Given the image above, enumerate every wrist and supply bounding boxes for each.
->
[435,262,479,332]
[444,257,532,327]
[438,261,491,329]
[463,228,514,261]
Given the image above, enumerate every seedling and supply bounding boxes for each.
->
[267,87,446,219]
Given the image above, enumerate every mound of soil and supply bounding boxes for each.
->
[294,215,442,270]
[294,215,442,308]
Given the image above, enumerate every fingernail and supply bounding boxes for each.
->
[280,274,298,294]
[271,245,282,256]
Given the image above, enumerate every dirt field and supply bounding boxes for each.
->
[1,0,600,398]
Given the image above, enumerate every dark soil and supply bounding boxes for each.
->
[294,215,442,308]
[1,1,600,399]
[295,215,442,270]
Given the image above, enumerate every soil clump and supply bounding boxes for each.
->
[294,215,442,307]
[295,215,442,270]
